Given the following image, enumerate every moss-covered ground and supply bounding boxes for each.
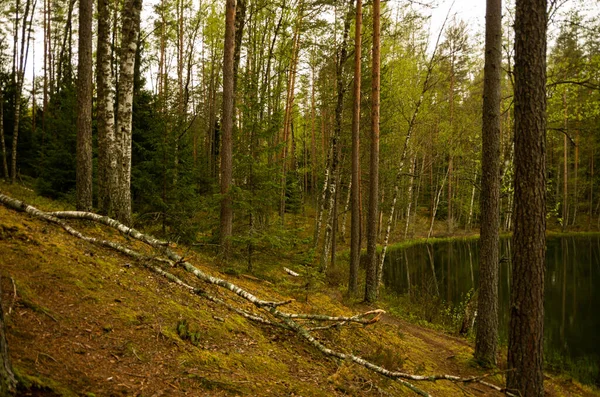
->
[0,182,597,396]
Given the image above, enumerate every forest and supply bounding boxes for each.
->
[0,0,600,395]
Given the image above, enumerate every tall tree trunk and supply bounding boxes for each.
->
[427,168,448,240]
[589,147,594,230]
[467,171,477,230]
[0,279,17,395]
[364,0,380,303]
[11,0,36,184]
[349,0,362,295]
[280,3,303,221]
[76,0,93,211]
[0,89,7,179]
[562,89,568,231]
[403,156,416,239]
[507,0,547,394]
[97,0,116,215]
[321,2,351,273]
[475,0,502,367]
[311,61,317,198]
[114,0,142,226]
[220,0,236,258]
[572,126,579,226]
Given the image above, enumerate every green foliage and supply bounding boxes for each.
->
[176,319,204,346]
[36,84,77,202]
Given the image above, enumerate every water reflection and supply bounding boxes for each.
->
[383,235,600,384]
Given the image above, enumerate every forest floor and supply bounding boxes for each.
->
[0,182,598,396]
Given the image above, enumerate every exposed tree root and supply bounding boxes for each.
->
[0,193,513,396]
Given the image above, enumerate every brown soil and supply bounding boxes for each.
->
[0,187,597,397]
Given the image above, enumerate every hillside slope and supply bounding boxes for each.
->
[0,187,596,396]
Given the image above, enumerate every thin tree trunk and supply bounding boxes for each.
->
[364,0,380,303]
[506,0,547,393]
[427,168,449,240]
[349,0,362,295]
[467,171,477,230]
[76,0,93,211]
[475,0,502,367]
[0,278,16,395]
[589,147,594,230]
[11,0,36,184]
[0,90,7,179]
[321,2,351,273]
[220,0,236,258]
[562,89,568,231]
[403,157,416,239]
[344,0,362,296]
[341,180,351,242]
[572,127,579,226]
[280,3,303,221]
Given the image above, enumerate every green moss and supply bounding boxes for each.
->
[15,367,78,397]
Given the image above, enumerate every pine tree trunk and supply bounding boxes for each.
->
[507,0,547,394]
[349,0,362,295]
[97,0,116,215]
[220,0,236,258]
[76,0,93,211]
[114,0,142,226]
[364,0,380,303]
[475,0,502,367]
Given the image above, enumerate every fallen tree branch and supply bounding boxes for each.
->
[0,193,511,396]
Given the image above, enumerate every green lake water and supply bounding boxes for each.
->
[383,235,600,385]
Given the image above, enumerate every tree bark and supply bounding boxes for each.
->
[507,0,547,394]
[475,0,502,367]
[364,0,380,303]
[349,0,362,295]
[0,278,16,395]
[562,90,568,230]
[76,0,93,211]
[0,89,7,179]
[321,2,351,272]
[11,0,35,184]
[97,0,116,215]
[220,0,236,258]
[114,0,142,225]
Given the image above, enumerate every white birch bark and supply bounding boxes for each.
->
[114,0,142,225]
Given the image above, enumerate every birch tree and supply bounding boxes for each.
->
[114,0,142,225]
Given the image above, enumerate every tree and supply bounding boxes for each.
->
[114,0,143,225]
[507,0,547,394]
[474,0,502,367]
[76,0,93,211]
[0,288,16,395]
[220,0,236,258]
[365,0,380,303]
[97,0,116,215]
[349,0,362,295]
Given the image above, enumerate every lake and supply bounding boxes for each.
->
[383,235,600,385]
